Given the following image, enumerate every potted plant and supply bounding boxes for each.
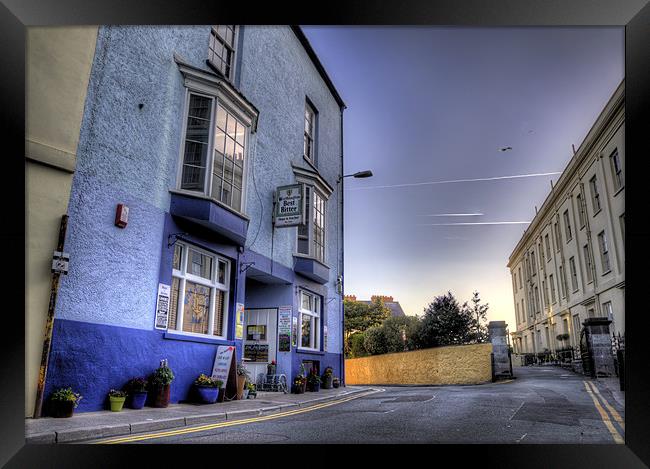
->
[236,363,250,400]
[246,381,257,399]
[321,366,334,389]
[49,387,82,418]
[292,363,307,394]
[332,377,340,388]
[267,360,277,376]
[125,377,148,409]
[194,374,222,404]
[307,369,320,392]
[108,389,127,412]
[149,359,174,408]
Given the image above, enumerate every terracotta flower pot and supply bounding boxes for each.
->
[236,375,246,400]
[152,384,171,408]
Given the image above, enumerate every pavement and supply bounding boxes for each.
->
[25,386,366,444]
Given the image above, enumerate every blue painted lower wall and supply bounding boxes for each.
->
[45,318,342,413]
[44,319,240,413]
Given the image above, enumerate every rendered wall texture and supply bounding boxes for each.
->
[25,26,98,417]
[345,344,493,385]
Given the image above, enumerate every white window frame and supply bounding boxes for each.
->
[169,241,230,339]
[176,88,251,215]
[598,230,611,274]
[544,234,551,262]
[569,256,579,292]
[296,185,327,263]
[559,265,567,299]
[304,100,317,164]
[549,273,557,304]
[298,290,321,351]
[603,301,614,321]
[609,148,623,192]
[563,209,572,242]
[583,244,594,283]
[208,25,238,81]
[554,222,562,252]
[590,175,601,215]
[576,193,586,228]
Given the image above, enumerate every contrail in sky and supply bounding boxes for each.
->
[346,171,562,190]
[418,221,531,226]
[422,213,484,217]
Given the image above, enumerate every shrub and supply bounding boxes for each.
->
[150,360,174,386]
[363,326,389,355]
[125,377,148,393]
[51,387,82,408]
[109,389,127,398]
[194,374,222,388]
[349,332,368,358]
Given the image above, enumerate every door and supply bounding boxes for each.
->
[242,308,277,385]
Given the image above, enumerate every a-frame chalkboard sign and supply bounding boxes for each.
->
[211,345,238,402]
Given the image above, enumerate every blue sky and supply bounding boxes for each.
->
[302,26,624,327]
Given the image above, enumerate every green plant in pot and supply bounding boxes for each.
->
[125,377,148,409]
[236,363,250,400]
[49,387,82,418]
[246,381,257,399]
[292,363,306,394]
[307,369,320,392]
[332,377,340,388]
[194,374,222,404]
[108,389,127,412]
[321,366,334,389]
[150,359,174,408]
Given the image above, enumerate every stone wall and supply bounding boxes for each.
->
[345,343,493,386]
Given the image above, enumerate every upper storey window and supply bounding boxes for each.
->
[208,25,237,80]
[304,101,317,164]
[179,93,248,213]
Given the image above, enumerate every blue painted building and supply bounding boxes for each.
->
[45,25,345,412]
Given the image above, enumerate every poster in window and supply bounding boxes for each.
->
[154,283,171,330]
[278,306,292,352]
[235,303,244,339]
[291,316,298,348]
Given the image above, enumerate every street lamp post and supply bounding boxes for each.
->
[336,169,372,386]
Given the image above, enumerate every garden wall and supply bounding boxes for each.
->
[345,343,492,385]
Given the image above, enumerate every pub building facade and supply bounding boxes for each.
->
[42,25,346,411]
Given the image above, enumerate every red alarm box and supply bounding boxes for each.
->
[115,203,129,228]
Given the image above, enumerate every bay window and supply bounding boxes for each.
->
[179,92,249,213]
[299,290,321,350]
[168,241,230,338]
[297,186,326,263]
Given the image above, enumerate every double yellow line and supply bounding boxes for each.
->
[583,380,624,444]
[93,389,381,444]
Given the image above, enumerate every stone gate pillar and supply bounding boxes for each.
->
[583,317,616,378]
[488,321,513,380]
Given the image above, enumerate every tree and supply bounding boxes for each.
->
[344,298,391,356]
[381,315,421,352]
[416,291,475,348]
[466,291,489,343]
[363,326,389,355]
[349,332,369,358]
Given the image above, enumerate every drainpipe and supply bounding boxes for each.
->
[339,104,345,385]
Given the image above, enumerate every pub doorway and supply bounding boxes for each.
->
[242,308,278,384]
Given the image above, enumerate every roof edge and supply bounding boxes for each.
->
[290,25,346,110]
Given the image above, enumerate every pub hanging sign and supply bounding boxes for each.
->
[273,184,304,227]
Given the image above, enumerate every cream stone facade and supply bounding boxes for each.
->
[25,27,98,417]
[508,80,624,356]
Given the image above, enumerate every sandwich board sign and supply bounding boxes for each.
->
[274,184,303,227]
[211,345,238,401]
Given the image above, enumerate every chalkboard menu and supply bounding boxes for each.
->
[244,343,269,362]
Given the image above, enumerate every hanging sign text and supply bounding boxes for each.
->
[274,184,303,227]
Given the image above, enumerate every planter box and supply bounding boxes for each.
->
[152,384,171,408]
[49,400,75,418]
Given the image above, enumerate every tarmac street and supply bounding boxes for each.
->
[89,367,625,444]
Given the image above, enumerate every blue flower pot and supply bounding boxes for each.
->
[196,386,220,403]
[130,391,148,409]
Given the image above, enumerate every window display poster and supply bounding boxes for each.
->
[154,283,170,330]
[291,316,298,348]
[278,306,292,352]
[235,303,244,339]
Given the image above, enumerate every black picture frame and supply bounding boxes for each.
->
[3,0,648,466]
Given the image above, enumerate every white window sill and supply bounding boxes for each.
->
[613,186,624,197]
